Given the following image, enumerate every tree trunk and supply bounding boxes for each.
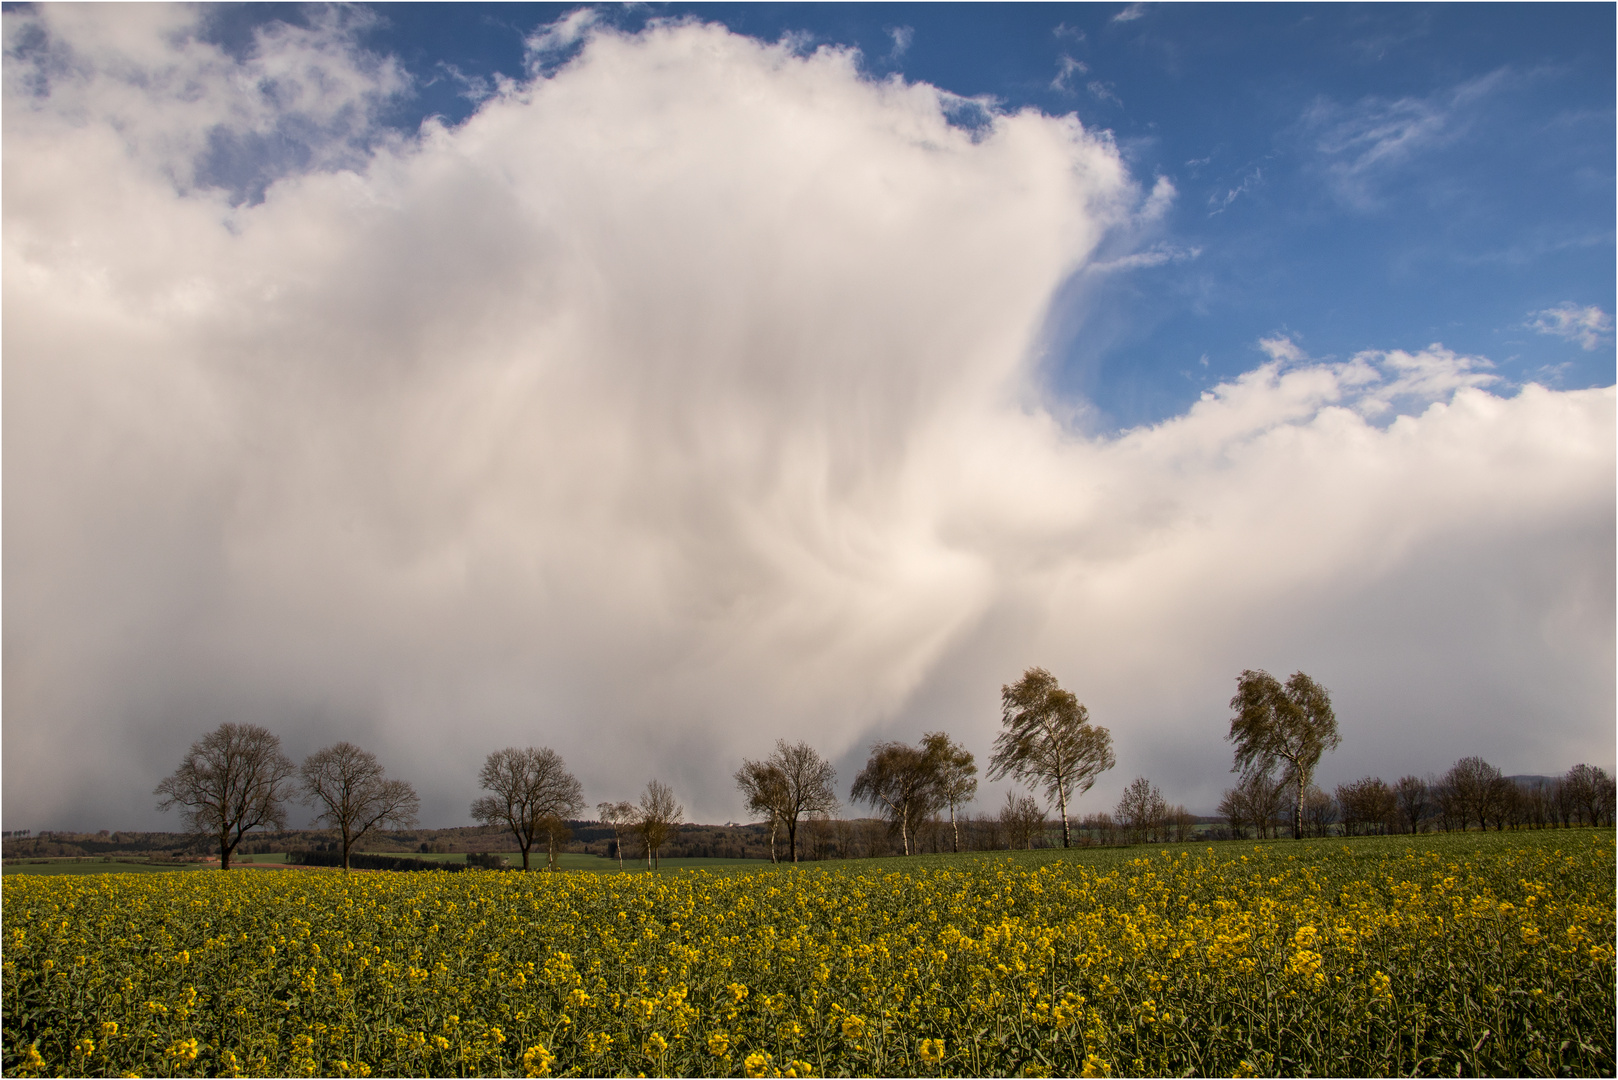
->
[768,819,778,864]
[219,835,232,871]
[900,812,910,856]
[788,814,799,864]
[520,844,531,871]
[1057,788,1070,848]
[342,826,353,871]
[1291,772,1305,839]
[949,803,960,853]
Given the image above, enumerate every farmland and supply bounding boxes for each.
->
[3,830,1612,1077]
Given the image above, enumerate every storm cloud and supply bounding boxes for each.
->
[5,9,1611,829]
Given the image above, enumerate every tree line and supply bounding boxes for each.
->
[152,665,1612,870]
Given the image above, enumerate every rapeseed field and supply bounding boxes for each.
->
[3,830,1612,1077]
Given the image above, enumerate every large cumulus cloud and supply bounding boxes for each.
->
[4,8,1611,829]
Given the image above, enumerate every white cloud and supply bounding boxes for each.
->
[886,26,914,61]
[1528,303,1614,351]
[1112,4,1148,24]
[1208,167,1263,214]
[1086,80,1122,107]
[4,10,1612,830]
[1051,54,1087,93]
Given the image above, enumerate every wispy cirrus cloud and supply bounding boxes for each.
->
[1051,54,1087,93]
[1112,4,1148,24]
[1303,70,1508,209]
[1527,303,1614,351]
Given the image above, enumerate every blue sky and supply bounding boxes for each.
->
[4,4,1612,829]
[209,2,1616,428]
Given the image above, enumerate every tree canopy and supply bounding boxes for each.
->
[1226,669,1339,840]
[988,668,1114,848]
[154,723,297,871]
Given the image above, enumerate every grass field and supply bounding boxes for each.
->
[0,859,202,877]
[3,829,1612,1077]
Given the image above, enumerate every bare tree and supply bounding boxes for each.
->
[1444,756,1503,831]
[637,780,683,869]
[998,791,1045,850]
[1220,769,1287,839]
[758,741,839,863]
[851,741,942,856]
[1565,764,1614,827]
[989,668,1115,847]
[921,732,978,852]
[1336,777,1397,836]
[155,723,297,871]
[470,747,584,870]
[1226,669,1339,840]
[1300,785,1336,838]
[1394,775,1429,834]
[597,800,636,869]
[299,742,420,870]
[1115,777,1168,843]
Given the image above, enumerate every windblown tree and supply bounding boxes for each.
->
[636,780,683,869]
[733,760,791,863]
[851,741,941,856]
[735,741,838,864]
[988,668,1115,848]
[299,742,421,870]
[155,723,297,870]
[597,800,637,870]
[921,732,977,852]
[1226,669,1339,840]
[470,747,583,870]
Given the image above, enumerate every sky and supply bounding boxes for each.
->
[3,3,1613,832]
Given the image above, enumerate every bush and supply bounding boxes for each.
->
[285,851,465,872]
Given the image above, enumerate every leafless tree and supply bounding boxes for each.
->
[989,668,1114,847]
[852,741,945,855]
[155,723,297,871]
[1220,769,1287,840]
[1163,805,1198,843]
[1226,669,1339,840]
[1080,810,1118,846]
[1299,785,1336,838]
[597,800,636,869]
[299,742,420,870]
[1565,764,1614,826]
[767,741,839,863]
[1444,756,1504,831]
[1115,777,1168,843]
[998,791,1045,849]
[1394,775,1429,834]
[1336,776,1397,836]
[636,779,683,869]
[921,732,978,852]
[470,747,583,870]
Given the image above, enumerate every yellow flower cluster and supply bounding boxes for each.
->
[2,830,1611,1076]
